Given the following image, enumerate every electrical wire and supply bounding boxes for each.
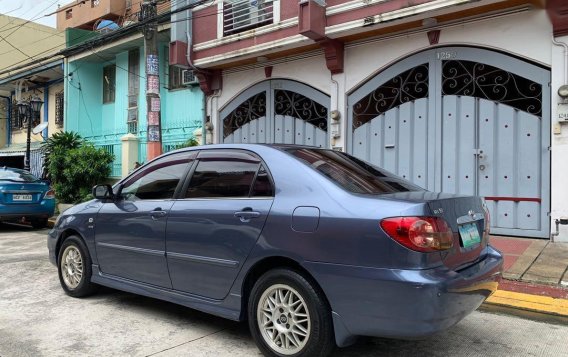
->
[0,0,62,39]
[0,0,218,76]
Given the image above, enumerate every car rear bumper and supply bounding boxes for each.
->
[304,245,503,346]
[0,200,55,221]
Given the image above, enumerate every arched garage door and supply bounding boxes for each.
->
[348,47,550,238]
[221,80,330,147]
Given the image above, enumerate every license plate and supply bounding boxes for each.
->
[13,194,32,201]
[458,222,481,248]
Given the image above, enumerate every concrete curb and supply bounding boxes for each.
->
[483,290,568,320]
[47,217,56,229]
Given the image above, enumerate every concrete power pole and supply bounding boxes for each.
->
[140,0,162,160]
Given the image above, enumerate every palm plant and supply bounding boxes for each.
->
[41,131,84,180]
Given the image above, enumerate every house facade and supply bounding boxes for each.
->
[174,0,568,241]
[59,0,204,178]
[0,15,65,177]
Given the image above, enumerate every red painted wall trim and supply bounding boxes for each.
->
[547,0,568,37]
[484,197,542,203]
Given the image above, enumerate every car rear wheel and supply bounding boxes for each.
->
[248,269,334,357]
[57,236,97,297]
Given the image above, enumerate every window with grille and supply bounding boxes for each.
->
[55,91,64,127]
[11,99,22,130]
[223,0,274,36]
[127,49,139,133]
[103,65,116,104]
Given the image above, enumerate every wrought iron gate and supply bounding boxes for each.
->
[221,80,330,147]
[348,47,550,238]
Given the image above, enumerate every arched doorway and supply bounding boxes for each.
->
[221,79,330,147]
[347,47,550,238]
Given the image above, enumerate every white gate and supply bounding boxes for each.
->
[348,47,550,238]
[221,80,330,147]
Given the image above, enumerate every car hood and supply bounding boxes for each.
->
[61,199,102,216]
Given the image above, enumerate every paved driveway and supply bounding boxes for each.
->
[1,223,568,357]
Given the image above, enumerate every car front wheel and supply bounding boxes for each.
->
[57,236,97,297]
[248,269,334,357]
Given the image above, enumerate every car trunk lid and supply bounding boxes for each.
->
[426,195,488,271]
[0,182,47,205]
[380,191,488,270]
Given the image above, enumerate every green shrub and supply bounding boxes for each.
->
[41,131,84,180]
[176,137,200,149]
[49,144,114,204]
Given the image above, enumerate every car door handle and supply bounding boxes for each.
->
[234,209,260,222]
[150,209,167,220]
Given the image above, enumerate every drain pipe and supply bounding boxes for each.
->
[550,217,568,242]
[552,37,568,84]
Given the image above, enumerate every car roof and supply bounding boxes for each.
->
[1,166,28,174]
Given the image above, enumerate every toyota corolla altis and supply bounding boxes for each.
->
[48,144,503,357]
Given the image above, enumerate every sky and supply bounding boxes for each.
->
[1,0,76,28]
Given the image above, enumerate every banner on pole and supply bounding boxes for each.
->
[148,111,159,125]
[150,97,161,112]
[147,75,159,94]
[148,126,161,142]
[146,55,159,75]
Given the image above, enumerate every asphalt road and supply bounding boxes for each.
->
[1,223,568,357]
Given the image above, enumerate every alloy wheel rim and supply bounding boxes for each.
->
[257,283,311,355]
[60,246,83,289]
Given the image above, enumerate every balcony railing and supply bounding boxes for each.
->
[223,0,274,36]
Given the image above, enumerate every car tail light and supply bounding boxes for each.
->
[380,216,454,253]
[45,189,55,199]
[483,206,491,241]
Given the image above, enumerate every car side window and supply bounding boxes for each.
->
[121,154,192,201]
[251,165,274,197]
[185,159,260,198]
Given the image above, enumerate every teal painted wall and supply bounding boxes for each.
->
[65,42,204,177]
[66,61,103,136]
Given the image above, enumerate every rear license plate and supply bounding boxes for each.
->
[458,223,481,248]
[13,194,32,201]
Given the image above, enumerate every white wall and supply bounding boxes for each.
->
[211,8,568,240]
[550,34,568,242]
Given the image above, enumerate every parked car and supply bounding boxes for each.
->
[0,166,55,228]
[48,144,503,357]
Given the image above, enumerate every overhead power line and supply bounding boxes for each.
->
[0,0,215,78]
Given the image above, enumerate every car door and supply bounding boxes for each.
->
[166,149,274,299]
[94,151,195,288]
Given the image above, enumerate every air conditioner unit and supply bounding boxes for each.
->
[182,70,199,86]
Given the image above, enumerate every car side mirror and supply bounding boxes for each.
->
[93,184,114,200]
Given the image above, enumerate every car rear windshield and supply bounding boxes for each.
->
[285,148,423,194]
[0,168,40,183]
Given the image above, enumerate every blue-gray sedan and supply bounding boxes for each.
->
[48,144,503,357]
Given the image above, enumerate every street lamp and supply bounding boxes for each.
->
[17,95,43,172]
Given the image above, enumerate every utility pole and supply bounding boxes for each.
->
[140,0,162,160]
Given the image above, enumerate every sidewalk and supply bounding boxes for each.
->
[485,235,568,320]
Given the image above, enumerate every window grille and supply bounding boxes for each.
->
[223,0,274,36]
[55,91,64,127]
[103,65,116,104]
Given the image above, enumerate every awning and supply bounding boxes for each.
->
[0,142,45,178]
[0,142,43,155]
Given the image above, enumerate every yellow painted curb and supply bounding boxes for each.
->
[485,290,568,317]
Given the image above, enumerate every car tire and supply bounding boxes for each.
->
[31,218,48,229]
[248,268,335,357]
[57,235,97,298]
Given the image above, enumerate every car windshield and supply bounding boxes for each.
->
[0,168,40,183]
[286,148,423,195]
